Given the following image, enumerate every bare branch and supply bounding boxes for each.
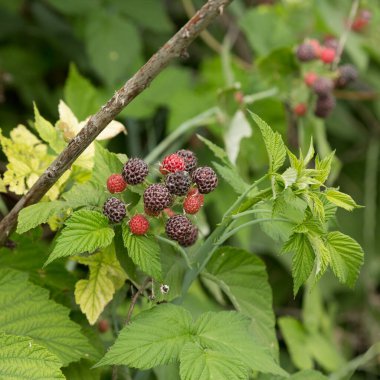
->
[125,278,152,326]
[0,0,234,245]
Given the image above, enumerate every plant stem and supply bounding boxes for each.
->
[243,87,278,104]
[332,0,360,70]
[156,235,192,269]
[232,208,272,219]
[125,277,151,325]
[0,0,235,246]
[144,107,218,164]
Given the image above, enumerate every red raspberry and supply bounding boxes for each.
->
[351,10,371,32]
[159,154,185,175]
[98,319,109,333]
[129,214,150,235]
[304,72,317,87]
[320,48,335,64]
[107,174,127,194]
[183,193,204,214]
[308,39,321,57]
[294,103,307,117]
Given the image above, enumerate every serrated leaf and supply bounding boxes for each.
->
[122,223,162,280]
[194,311,287,376]
[278,317,313,370]
[0,333,64,379]
[326,231,364,287]
[17,200,66,234]
[46,210,115,265]
[303,139,315,166]
[309,234,330,282]
[250,112,286,173]
[204,247,278,358]
[179,342,248,380]
[33,103,66,154]
[197,134,228,161]
[62,359,102,380]
[62,181,108,209]
[74,243,127,325]
[306,191,325,222]
[315,152,334,184]
[324,189,359,211]
[282,233,315,295]
[94,304,193,368]
[92,142,125,185]
[0,268,95,365]
[224,110,252,165]
[212,161,249,194]
[280,167,298,188]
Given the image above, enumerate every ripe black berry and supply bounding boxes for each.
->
[176,150,198,172]
[296,43,316,62]
[192,166,218,194]
[335,64,358,88]
[165,215,198,246]
[165,171,191,196]
[103,197,126,223]
[312,77,333,96]
[143,184,173,212]
[122,158,149,185]
[314,93,336,118]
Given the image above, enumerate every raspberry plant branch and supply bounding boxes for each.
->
[332,0,360,69]
[0,0,234,246]
[125,277,152,326]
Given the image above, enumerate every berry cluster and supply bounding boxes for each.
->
[102,149,218,247]
[293,37,358,119]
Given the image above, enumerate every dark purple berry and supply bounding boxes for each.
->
[296,43,316,62]
[143,184,173,212]
[122,158,148,185]
[312,77,334,96]
[192,167,218,194]
[165,215,198,247]
[103,197,126,223]
[335,64,358,88]
[176,150,198,173]
[314,93,336,118]
[165,171,191,196]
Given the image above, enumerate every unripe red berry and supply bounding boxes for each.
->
[294,103,307,117]
[320,47,336,64]
[107,174,127,194]
[160,154,185,175]
[129,214,150,235]
[183,193,204,214]
[308,39,322,57]
[304,72,317,87]
[98,319,109,333]
[351,10,371,32]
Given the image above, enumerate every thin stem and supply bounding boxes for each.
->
[223,174,269,219]
[243,87,278,104]
[144,107,218,164]
[232,208,271,219]
[217,217,290,244]
[332,0,360,69]
[156,235,192,269]
[125,277,151,325]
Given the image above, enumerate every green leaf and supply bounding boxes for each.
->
[94,304,193,368]
[197,134,228,161]
[282,233,315,295]
[315,152,334,184]
[62,359,102,380]
[278,317,313,370]
[324,189,359,211]
[33,104,66,153]
[0,332,64,379]
[204,247,278,358]
[0,268,95,365]
[122,222,162,280]
[74,243,127,325]
[179,342,248,380]
[194,311,287,376]
[64,63,99,120]
[62,181,108,209]
[250,112,286,173]
[16,200,66,234]
[85,13,141,86]
[290,370,328,380]
[212,161,249,194]
[46,210,115,265]
[308,234,330,283]
[45,0,99,15]
[326,231,364,287]
[92,142,125,185]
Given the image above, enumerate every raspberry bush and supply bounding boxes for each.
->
[0,1,378,379]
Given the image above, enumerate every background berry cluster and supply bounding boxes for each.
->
[293,33,360,119]
[103,150,218,247]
